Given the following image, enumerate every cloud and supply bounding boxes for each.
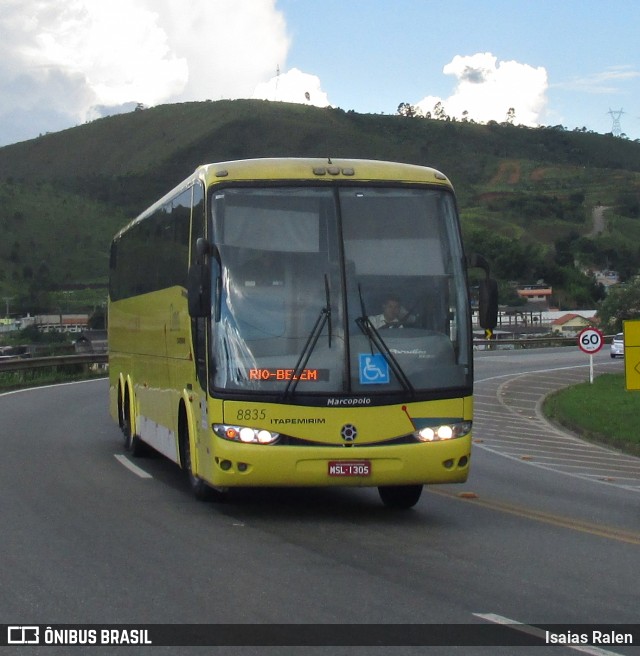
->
[0,0,295,146]
[415,52,548,127]
[0,1,188,117]
[252,67,330,107]
[555,65,640,95]
[145,0,290,102]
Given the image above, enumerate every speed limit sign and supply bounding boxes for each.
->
[577,327,604,354]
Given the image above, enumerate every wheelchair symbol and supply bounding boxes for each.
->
[359,354,390,384]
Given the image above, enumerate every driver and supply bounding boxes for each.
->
[369,295,413,329]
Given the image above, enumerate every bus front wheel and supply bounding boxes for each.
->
[182,430,210,501]
[179,409,226,502]
[378,484,423,509]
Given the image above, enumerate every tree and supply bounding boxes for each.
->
[597,276,640,332]
[397,102,419,118]
[554,232,579,268]
[89,306,106,329]
[615,191,640,218]
[433,101,448,120]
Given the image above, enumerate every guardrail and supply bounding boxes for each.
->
[475,334,616,349]
[0,353,108,373]
[0,334,615,374]
[474,336,578,349]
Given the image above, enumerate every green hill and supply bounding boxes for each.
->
[0,99,639,313]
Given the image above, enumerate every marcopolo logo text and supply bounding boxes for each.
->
[326,397,371,406]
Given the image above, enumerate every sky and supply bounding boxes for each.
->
[0,0,638,147]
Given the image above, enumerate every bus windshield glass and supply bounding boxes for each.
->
[211,185,470,396]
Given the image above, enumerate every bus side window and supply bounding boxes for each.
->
[190,183,205,263]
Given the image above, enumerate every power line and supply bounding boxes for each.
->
[607,108,625,137]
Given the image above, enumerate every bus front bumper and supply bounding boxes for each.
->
[206,435,471,488]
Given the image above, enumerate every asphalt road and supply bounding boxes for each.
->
[1,348,638,655]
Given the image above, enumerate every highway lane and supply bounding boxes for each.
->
[0,351,638,655]
[471,348,640,527]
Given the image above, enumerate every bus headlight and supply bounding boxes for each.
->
[214,424,280,445]
[415,421,471,442]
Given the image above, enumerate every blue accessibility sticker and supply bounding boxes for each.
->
[359,353,390,384]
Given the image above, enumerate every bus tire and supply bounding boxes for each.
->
[123,389,145,457]
[179,407,217,501]
[378,484,423,509]
[117,382,125,432]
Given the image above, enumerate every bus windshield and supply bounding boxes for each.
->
[211,185,471,397]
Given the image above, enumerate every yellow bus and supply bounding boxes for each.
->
[108,158,496,508]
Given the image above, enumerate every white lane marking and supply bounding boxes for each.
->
[114,454,153,479]
[0,377,106,397]
[475,360,619,384]
[474,443,640,493]
[474,613,625,656]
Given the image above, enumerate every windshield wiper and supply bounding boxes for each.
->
[324,274,332,348]
[281,275,332,400]
[356,285,414,395]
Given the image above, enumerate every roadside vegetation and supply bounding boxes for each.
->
[0,367,104,393]
[543,373,640,456]
[0,327,104,392]
[0,99,639,315]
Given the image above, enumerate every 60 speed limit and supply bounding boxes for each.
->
[577,327,604,354]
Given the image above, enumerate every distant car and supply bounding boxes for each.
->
[610,332,624,358]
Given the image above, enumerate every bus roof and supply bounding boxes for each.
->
[114,158,454,241]
[196,158,453,188]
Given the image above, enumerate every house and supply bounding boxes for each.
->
[74,330,108,354]
[26,314,90,333]
[551,313,594,336]
[516,284,553,304]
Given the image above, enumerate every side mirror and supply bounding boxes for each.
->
[468,252,499,331]
[195,237,211,259]
[188,238,214,318]
[187,263,211,318]
[478,277,498,330]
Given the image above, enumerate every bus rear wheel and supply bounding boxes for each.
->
[378,484,423,509]
[123,393,145,457]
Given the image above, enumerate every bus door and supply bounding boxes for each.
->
[186,181,212,461]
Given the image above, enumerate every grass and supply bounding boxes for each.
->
[543,373,640,456]
[0,366,106,393]
[49,288,108,313]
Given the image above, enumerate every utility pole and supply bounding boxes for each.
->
[2,296,14,318]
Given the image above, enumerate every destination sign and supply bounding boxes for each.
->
[248,368,329,381]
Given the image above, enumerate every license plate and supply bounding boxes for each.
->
[328,460,371,477]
